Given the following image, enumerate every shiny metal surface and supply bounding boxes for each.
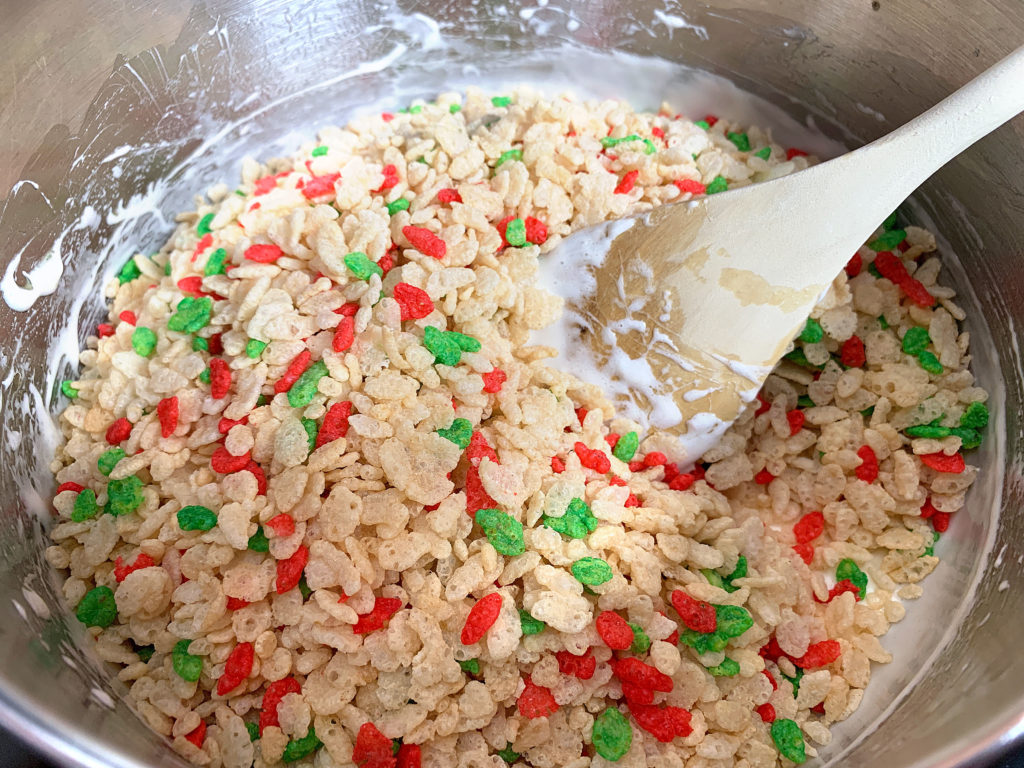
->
[0,2,1021,767]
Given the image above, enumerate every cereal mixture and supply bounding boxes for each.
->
[49,87,990,768]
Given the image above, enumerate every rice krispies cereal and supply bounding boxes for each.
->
[50,87,989,767]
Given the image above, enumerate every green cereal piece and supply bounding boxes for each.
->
[705,176,729,194]
[754,146,771,160]
[496,745,521,764]
[701,568,725,590]
[917,350,943,375]
[287,361,329,408]
[192,336,209,352]
[447,331,481,353]
[131,327,158,357]
[883,210,899,230]
[134,643,155,662]
[298,576,312,600]
[543,497,598,539]
[106,476,144,516]
[386,197,411,215]
[301,418,318,452]
[694,120,710,131]
[708,657,741,677]
[117,257,141,285]
[836,558,868,599]
[71,489,99,522]
[98,448,125,476]
[505,218,528,247]
[799,318,824,344]
[167,296,213,334]
[727,132,751,152]
[867,261,882,278]
[784,667,804,696]
[601,134,642,149]
[901,326,931,355]
[76,586,117,628]
[449,103,462,114]
[924,531,941,557]
[458,658,480,676]
[61,380,78,399]
[408,104,423,114]
[311,145,328,157]
[245,339,267,358]
[714,604,753,639]
[246,722,260,742]
[234,189,246,197]
[860,406,875,419]
[491,96,512,108]
[950,426,982,450]
[204,247,228,276]
[571,557,613,586]
[905,424,951,439]
[770,719,807,765]
[475,508,526,556]
[878,315,890,329]
[164,261,172,275]
[642,138,657,155]
[172,639,203,682]
[437,417,473,449]
[177,505,217,532]
[868,229,907,251]
[423,326,462,366]
[678,627,728,655]
[519,609,546,636]
[495,149,523,168]
[282,726,322,763]
[612,431,639,462]
[248,526,269,552]
[199,367,211,384]
[961,401,989,429]
[723,555,747,593]
[797,395,815,408]
[628,623,651,655]
[592,707,632,761]
[196,213,215,236]
[344,251,383,281]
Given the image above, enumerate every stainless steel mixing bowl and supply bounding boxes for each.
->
[0,1,1022,766]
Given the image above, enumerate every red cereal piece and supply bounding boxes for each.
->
[244,244,284,263]
[184,720,206,749]
[336,302,360,317]
[754,468,775,485]
[524,216,548,245]
[901,276,935,308]
[793,542,815,565]
[762,669,778,690]
[207,333,223,355]
[754,392,771,416]
[613,658,674,692]
[627,460,644,472]
[275,350,312,393]
[106,417,132,445]
[846,253,863,277]
[670,590,717,633]
[855,445,879,482]
[56,481,85,495]
[793,639,842,668]
[218,415,248,434]
[668,473,696,491]
[793,510,825,544]
[316,401,353,448]
[551,456,565,474]
[595,610,634,650]
[211,446,251,474]
[556,648,597,680]
[191,233,213,261]
[816,579,863,604]
[177,276,204,296]
[495,215,515,248]
[156,396,179,438]
[265,514,295,537]
[244,461,267,495]
[932,511,951,532]
[216,642,254,695]
[402,225,447,259]
[873,250,908,282]
[97,323,116,337]
[703,115,719,127]
[302,172,341,199]
[920,452,966,474]
[759,637,785,662]
[467,431,499,466]
[840,335,866,368]
[575,407,588,425]
[378,251,393,274]
[119,310,137,325]
[614,169,639,195]
[396,743,421,768]
[352,722,395,768]
[381,112,395,123]
[209,358,231,399]
[786,148,809,160]
[353,597,404,635]
[622,682,655,705]
[518,676,559,719]
[275,544,308,595]
[226,597,249,611]
[786,410,805,436]
[375,164,399,193]
[481,368,507,393]
[461,593,502,645]
[658,611,679,645]
[608,476,626,487]
[437,187,462,204]
[259,677,302,734]
[673,178,706,195]
[466,465,497,516]
[651,126,665,139]
[642,452,667,468]
[393,282,435,321]
[605,433,620,448]
[756,703,777,723]
[574,442,611,473]
[624,492,640,507]
[333,315,355,353]
[113,553,155,583]
[628,703,692,742]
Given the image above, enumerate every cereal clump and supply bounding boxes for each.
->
[49,87,988,767]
